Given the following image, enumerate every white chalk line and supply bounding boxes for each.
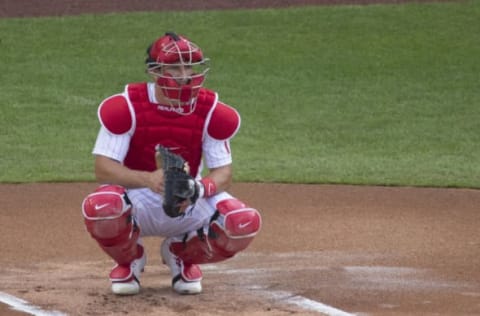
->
[266,289,357,316]
[0,291,67,316]
[205,262,359,315]
[203,250,462,316]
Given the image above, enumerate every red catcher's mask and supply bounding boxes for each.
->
[146,32,210,115]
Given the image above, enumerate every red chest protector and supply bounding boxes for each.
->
[124,83,216,176]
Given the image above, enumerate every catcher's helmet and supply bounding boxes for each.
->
[146,32,210,114]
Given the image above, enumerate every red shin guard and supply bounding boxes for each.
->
[82,185,141,265]
[170,198,261,264]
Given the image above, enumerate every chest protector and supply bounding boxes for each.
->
[124,83,216,177]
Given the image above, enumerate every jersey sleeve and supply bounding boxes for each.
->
[202,135,233,169]
[92,126,131,163]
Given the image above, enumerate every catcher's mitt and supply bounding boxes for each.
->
[155,145,199,217]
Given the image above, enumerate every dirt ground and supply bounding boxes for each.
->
[1,183,480,316]
[0,0,451,18]
[1,1,479,316]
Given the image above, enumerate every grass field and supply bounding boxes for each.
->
[0,1,479,187]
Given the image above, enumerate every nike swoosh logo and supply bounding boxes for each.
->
[94,203,109,210]
[238,221,252,229]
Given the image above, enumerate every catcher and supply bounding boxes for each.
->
[81,32,261,295]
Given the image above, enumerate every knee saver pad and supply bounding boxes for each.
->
[82,185,134,243]
[210,198,262,254]
[169,199,261,265]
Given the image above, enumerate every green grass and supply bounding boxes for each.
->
[0,2,479,187]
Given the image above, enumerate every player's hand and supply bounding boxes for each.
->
[177,199,191,214]
[147,169,165,193]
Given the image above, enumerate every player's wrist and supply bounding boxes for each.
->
[195,177,217,199]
